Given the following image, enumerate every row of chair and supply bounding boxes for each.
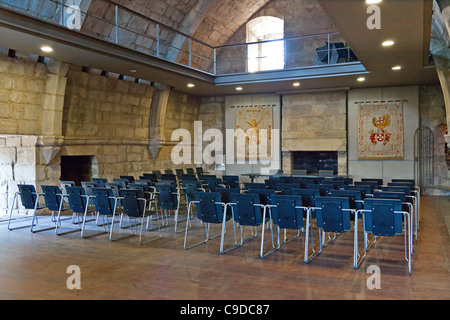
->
[6,173,419,275]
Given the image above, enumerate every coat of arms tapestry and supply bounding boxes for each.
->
[358,102,404,160]
[235,104,274,160]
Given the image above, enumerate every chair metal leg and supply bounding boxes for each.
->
[261,206,279,259]
[304,208,322,263]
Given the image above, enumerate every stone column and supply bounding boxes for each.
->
[36,59,69,187]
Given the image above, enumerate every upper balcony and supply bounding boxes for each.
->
[0,0,369,95]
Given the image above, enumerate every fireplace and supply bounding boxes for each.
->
[60,156,94,186]
[292,151,338,175]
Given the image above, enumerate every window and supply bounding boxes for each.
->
[246,16,285,72]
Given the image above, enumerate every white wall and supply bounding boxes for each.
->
[348,86,419,183]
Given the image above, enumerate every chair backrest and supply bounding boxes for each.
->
[381,186,412,195]
[354,182,375,192]
[113,179,129,188]
[41,185,62,211]
[391,179,415,186]
[181,174,198,181]
[196,167,204,176]
[17,185,38,210]
[120,175,135,183]
[194,192,224,224]
[157,185,178,210]
[92,178,108,187]
[328,190,363,210]
[314,196,351,233]
[290,188,320,207]
[60,181,75,196]
[276,183,300,195]
[164,169,174,175]
[66,186,88,213]
[343,185,371,197]
[128,184,150,200]
[219,188,240,204]
[81,182,96,196]
[92,188,116,216]
[244,183,266,190]
[175,168,184,177]
[120,189,146,218]
[161,174,177,182]
[361,178,383,187]
[306,184,330,196]
[222,175,240,189]
[204,178,222,192]
[230,193,262,226]
[269,195,304,230]
[142,173,157,182]
[152,170,162,179]
[105,183,121,198]
[247,189,276,206]
[184,181,203,204]
[373,191,406,202]
[363,198,403,236]
[186,168,195,175]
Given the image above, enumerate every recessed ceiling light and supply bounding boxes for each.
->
[357,77,366,82]
[40,46,53,53]
[382,40,395,47]
[130,69,137,73]
[366,0,382,4]
[236,87,243,91]
[392,66,402,70]
[293,82,301,87]
[187,83,195,88]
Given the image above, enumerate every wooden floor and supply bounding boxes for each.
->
[0,196,449,300]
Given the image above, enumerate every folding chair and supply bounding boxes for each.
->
[222,193,265,254]
[222,175,240,189]
[92,178,108,187]
[87,187,118,239]
[59,186,95,236]
[120,175,135,183]
[262,195,310,259]
[184,192,233,251]
[356,198,412,275]
[41,185,72,233]
[112,189,161,244]
[309,197,355,265]
[7,185,46,232]
[244,183,266,191]
[156,184,180,231]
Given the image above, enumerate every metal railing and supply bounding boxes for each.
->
[0,0,358,76]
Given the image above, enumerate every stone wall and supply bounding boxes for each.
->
[281,91,347,174]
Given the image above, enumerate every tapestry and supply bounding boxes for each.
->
[235,104,274,160]
[358,102,404,160]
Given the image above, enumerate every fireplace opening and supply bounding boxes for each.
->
[292,151,338,175]
[60,156,94,186]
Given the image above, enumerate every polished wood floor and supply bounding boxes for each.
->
[0,196,448,300]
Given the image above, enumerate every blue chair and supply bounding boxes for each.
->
[357,198,412,275]
[88,187,118,239]
[222,175,240,189]
[311,197,355,266]
[329,189,364,211]
[156,184,180,231]
[115,189,161,244]
[247,189,276,206]
[42,185,72,233]
[262,195,310,259]
[244,183,266,191]
[62,186,96,237]
[276,183,300,195]
[92,178,108,187]
[186,168,195,175]
[7,185,46,232]
[120,175,135,183]
[221,193,266,254]
[113,179,129,188]
[184,192,234,251]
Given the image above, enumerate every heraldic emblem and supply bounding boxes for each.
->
[370,113,391,145]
